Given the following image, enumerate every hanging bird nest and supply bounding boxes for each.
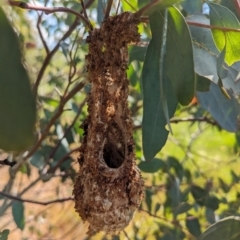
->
[73,12,144,235]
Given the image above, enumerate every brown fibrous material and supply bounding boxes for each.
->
[73,12,144,234]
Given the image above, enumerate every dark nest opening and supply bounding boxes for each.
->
[103,142,125,168]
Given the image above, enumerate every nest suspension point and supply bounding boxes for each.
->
[73,12,144,234]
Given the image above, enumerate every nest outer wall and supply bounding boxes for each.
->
[73,12,144,235]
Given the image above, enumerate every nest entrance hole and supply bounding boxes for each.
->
[103,143,125,168]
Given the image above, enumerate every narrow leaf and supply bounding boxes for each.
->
[138,158,166,173]
[186,216,201,238]
[199,216,240,240]
[142,11,178,161]
[216,46,228,79]
[12,201,25,230]
[0,229,9,240]
[0,8,36,151]
[196,82,240,132]
[144,0,182,16]
[196,75,211,92]
[166,7,195,105]
[208,2,240,65]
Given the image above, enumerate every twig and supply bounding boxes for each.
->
[80,0,92,30]
[104,0,113,20]
[36,10,49,54]
[25,81,86,160]
[32,0,94,94]
[123,230,131,240]
[0,191,73,206]
[47,146,81,174]
[0,159,17,167]
[133,116,220,130]
[186,21,240,33]
[139,15,240,33]
[8,1,90,28]
[46,99,86,166]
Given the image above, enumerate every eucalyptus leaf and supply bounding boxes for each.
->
[196,82,240,132]
[97,0,105,24]
[166,7,195,105]
[0,8,36,151]
[188,13,240,95]
[198,216,240,240]
[0,229,9,240]
[216,46,228,79]
[142,11,178,161]
[138,158,166,173]
[208,2,240,65]
[181,0,202,15]
[196,75,211,92]
[145,0,182,15]
[186,216,201,238]
[12,201,25,230]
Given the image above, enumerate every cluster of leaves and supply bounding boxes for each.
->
[1,0,240,239]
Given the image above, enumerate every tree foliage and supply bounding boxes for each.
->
[0,0,240,239]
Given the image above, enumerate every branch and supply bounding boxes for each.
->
[104,0,113,20]
[8,1,90,28]
[139,16,240,33]
[133,116,220,130]
[37,12,49,55]
[0,191,73,206]
[186,21,240,33]
[32,0,94,94]
[25,81,86,160]
[0,159,16,167]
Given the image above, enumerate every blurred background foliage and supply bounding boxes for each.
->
[1,0,240,239]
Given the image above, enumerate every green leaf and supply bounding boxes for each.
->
[208,2,240,65]
[188,14,240,96]
[191,185,209,206]
[145,189,153,212]
[145,0,182,15]
[0,8,36,151]
[196,82,240,132]
[138,158,166,173]
[220,0,240,21]
[216,46,228,79]
[142,11,178,161]
[198,216,240,240]
[218,178,231,193]
[12,201,25,230]
[186,216,201,238]
[0,229,9,240]
[204,195,220,211]
[30,152,45,169]
[166,7,195,105]
[97,0,105,24]
[174,202,192,216]
[167,156,184,181]
[167,175,180,209]
[196,75,211,92]
[128,45,147,63]
[205,207,216,224]
[181,0,202,15]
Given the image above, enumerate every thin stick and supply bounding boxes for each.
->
[0,191,73,206]
[8,1,90,28]
[104,0,113,20]
[187,20,240,33]
[80,0,93,30]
